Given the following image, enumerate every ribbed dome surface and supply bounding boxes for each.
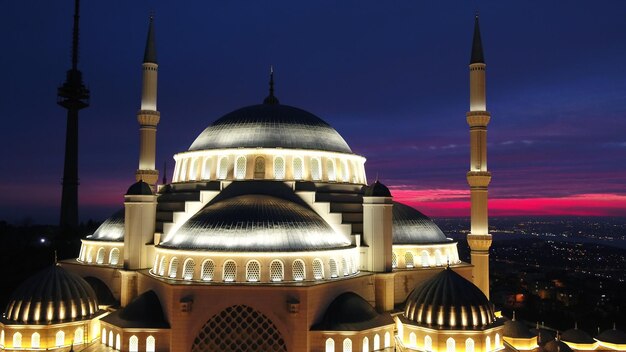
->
[313,292,393,331]
[188,104,352,153]
[393,202,450,244]
[85,208,124,242]
[562,327,594,344]
[404,268,495,329]
[160,194,351,252]
[4,265,98,324]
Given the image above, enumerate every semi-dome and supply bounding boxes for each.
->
[4,265,98,324]
[313,292,393,331]
[159,182,352,252]
[85,208,125,242]
[188,103,352,154]
[393,202,450,244]
[404,267,496,329]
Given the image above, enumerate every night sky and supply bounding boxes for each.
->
[1,1,626,224]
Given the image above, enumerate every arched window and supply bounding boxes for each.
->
[326,159,336,181]
[326,338,335,352]
[362,336,369,352]
[466,338,475,352]
[495,333,500,348]
[96,247,105,264]
[486,336,491,352]
[223,260,237,282]
[405,252,414,268]
[313,259,324,280]
[218,157,229,179]
[87,247,94,263]
[31,332,40,348]
[183,258,195,280]
[343,338,352,352]
[270,260,284,282]
[158,256,166,276]
[235,156,247,179]
[74,327,84,344]
[108,331,113,347]
[254,156,265,179]
[146,335,156,352]
[311,158,321,180]
[292,260,305,281]
[79,245,85,262]
[13,332,21,348]
[409,332,417,347]
[56,330,65,347]
[373,334,380,350]
[1,329,5,347]
[293,157,304,180]
[202,158,212,179]
[180,158,189,181]
[329,259,338,278]
[201,260,215,281]
[421,250,430,267]
[102,328,106,345]
[189,158,198,180]
[447,337,455,352]
[129,335,139,352]
[384,332,391,348]
[341,160,349,182]
[274,156,285,179]
[341,257,349,276]
[392,252,397,268]
[109,248,120,266]
[435,249,443,266]
[246,260,261,282]
[168,257,179,278]
[116,333,121,350]
[425,335,433,351]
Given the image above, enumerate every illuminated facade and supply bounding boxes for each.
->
[3,13,625,352]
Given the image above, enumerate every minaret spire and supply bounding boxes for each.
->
[263,65,280,105]
[466,13,492,299]
[135,15,160,187]
[58,0,90,231]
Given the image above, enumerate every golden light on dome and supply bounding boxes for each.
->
[437,306,444,326]
[449,306,457,327]
[461,306,468,327]
[59,301,66,320]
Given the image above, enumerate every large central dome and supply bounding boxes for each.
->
[188,103,353,154]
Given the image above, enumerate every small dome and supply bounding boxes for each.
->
[4,265,98,324]
[364,180,392,197]
[126,180,153,195]
[542,340,573,352]
[188,104,352,154]
[393,202,450,244]
[313,292,393,331]
[85,208,124,242]
[404,268,496,329]
[503,316,535,339]
[561,327,594,344]
[160,182,351,252]
[597,327,626,345]
[101,290,169,328]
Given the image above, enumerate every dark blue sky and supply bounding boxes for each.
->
[1,1,625,223]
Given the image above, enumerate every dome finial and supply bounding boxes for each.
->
[263,65,280,105]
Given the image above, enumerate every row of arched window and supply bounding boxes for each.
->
[79,245,121,266]
[102,328,155,351]
[405,333,501,352]
[152,255,358,282]
[4,328,84,349]
[391,248,459,269]
[175,153,364,184]
[325,331,392,352]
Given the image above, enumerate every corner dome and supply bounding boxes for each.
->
[159,182,352,252]
[404,267,496,329]
[188,103,352,154]
[313,292,393,331]
[4,265,98,324]
[126,180,153,195]
[393,202,450,244]
[85,208,124,242]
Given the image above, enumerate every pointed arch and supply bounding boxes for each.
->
[466,338,475,352]
[109,247,120,265]
[168,257,179,278]
[293,157,304,180]
[96,247,105,264]
[405,252,414,268]
[343,337,353,352]
[31,332,40,348]
[146,335,156,352]
[129,335,139,352]
[326,338,335,352]
[447,337,455,352]
[74,327,84,345]
[274,156,285,179]
[235,155,247,179]
[56,330,65,347]
[362,336,369,352]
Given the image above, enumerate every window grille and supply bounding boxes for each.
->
[274,157,285,179]
[421,251,430,267]
[183,259,196,280]
[362,337,369,352]
[292,260,305,281]
[159,257,166,276]
[425,335,433,351]
[235,156,247,179]
[108,332,113,347]
[168,257,179,278]
[74,328,83,344]
[327,159,336,181]
[129,335,138,352]
[86,248,94,263]
[203,158,212,179]
[13,332,21,348]
[96,247,105,264]
[311,158,321,180]
[373,334,380,350]
[31,333,40,348]
[201,260,215,281]
[405,252,414,268]
[341,257,349,276]
[218,157,228,179]
[110,248,120,266]
[246,261,261,282]
[409,333,416,347]
[342,160,349,182]
[326,338,335,352]
[447,338,455,352]
[270,260,284,282]
[343,338,352,352]
[392,253,397,268]
[223,260,237,282]
[56,331,64,347]
[146,336,156,352]
[293,157,303,180]
[313,259,324,280]
[329,259,338,278]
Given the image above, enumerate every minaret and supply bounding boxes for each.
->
[58,0,90,230]
[135,16,160,186]
[466,14,492,299]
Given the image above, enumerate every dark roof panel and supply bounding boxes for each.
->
[101,290,169,329]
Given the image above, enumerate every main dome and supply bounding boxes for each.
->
[188,103,353,154]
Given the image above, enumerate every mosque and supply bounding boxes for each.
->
[1,7,625,352]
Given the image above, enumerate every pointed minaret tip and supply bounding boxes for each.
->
[143,14,157,64]
[263,65,280,105]
[470,13,485,64]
